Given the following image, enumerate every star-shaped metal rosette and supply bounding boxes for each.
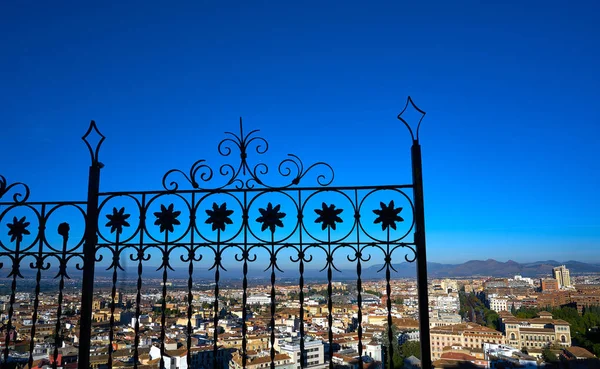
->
[314,202,343,230]
[153,203,181,233]
[256,203,286,233]
[373,200,404,231]
[105,207,131,234]
[205,202,234,232]
[7,216,30,243]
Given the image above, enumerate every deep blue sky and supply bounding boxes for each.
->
[1,1,598,264]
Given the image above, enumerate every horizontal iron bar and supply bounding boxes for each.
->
[0,201,87,205]
[94,241,417,246]
[99,184,414,196]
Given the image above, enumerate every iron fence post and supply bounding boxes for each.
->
[78,163,101,369]
[78,122,104,369]
[411,141,432,369]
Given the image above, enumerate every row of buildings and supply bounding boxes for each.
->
[2,268,599,368]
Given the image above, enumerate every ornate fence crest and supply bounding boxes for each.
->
[0,97,431,369]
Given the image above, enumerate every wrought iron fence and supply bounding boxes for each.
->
[0,97,431,369]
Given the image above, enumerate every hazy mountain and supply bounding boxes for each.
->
[6,259,600,281]
[357,259,600,279]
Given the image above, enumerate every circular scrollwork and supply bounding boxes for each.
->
[161,120,335,190]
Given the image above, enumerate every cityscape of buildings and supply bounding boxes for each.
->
[1,264,600,368]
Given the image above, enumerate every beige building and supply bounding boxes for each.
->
[430,323,505,360]
[222,334,271,351]
[230,352,294,369]
[552,265,571,288]
[499,311,571,350]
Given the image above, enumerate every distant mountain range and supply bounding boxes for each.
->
[356,259,600,279]
[88,259,600,280]
[8,259,600,281]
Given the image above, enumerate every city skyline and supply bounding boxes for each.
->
[2,2,600,368]
[1,2,599,263]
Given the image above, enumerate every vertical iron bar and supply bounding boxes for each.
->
[187,193,196,369]
[28,204,45,369]
[108,236,120,369]
[133,195,146,369]
[269,234,276,369]
[213,232,221,369]
[412,141,431,369]
[3,239,20,364]
[160,234,169,369]
[298,191,305,369]
[78,159,102,369]
[327,230,333,369]
[385,231,393,369]
[186,251,193,366]
[53,229,69,369]
[241,192,248,369]
[355,190,363,369]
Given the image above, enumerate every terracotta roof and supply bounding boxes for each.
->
[431,323,501,335]
[441,352,477,361]
[567,346,596,359]
[166,349,188,357]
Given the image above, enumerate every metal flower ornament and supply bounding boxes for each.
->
[373,200,404,231]
[105,207,131,235]
[154,204,181,233]
[256,203,286,233]
[314,203,343,231]
[205,202,234,232]
[7,216,30,243]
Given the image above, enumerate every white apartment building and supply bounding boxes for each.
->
[398,330,420,345]
[429,295,460,312]
[247,293,272,305]
[513,275,534,286]
[279,337,327,369]
[489,297,509,312]
[150,345,188,369]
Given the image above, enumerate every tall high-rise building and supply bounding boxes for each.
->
[552,265,571,288]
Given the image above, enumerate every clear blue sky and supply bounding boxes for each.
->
[1,0,598,264]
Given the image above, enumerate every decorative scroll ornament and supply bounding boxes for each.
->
[0,175,30,204]
[162,118,335,190]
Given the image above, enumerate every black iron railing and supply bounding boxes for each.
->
[0,97,431,369]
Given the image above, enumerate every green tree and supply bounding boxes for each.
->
[515,307,539,319]
[382,325,403,369]
[400,341,421,360]
[542,347,558,363]
[393,297,404,305]
[459,291,501,329]
[364,289,382,298]
[484,310,500,330]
